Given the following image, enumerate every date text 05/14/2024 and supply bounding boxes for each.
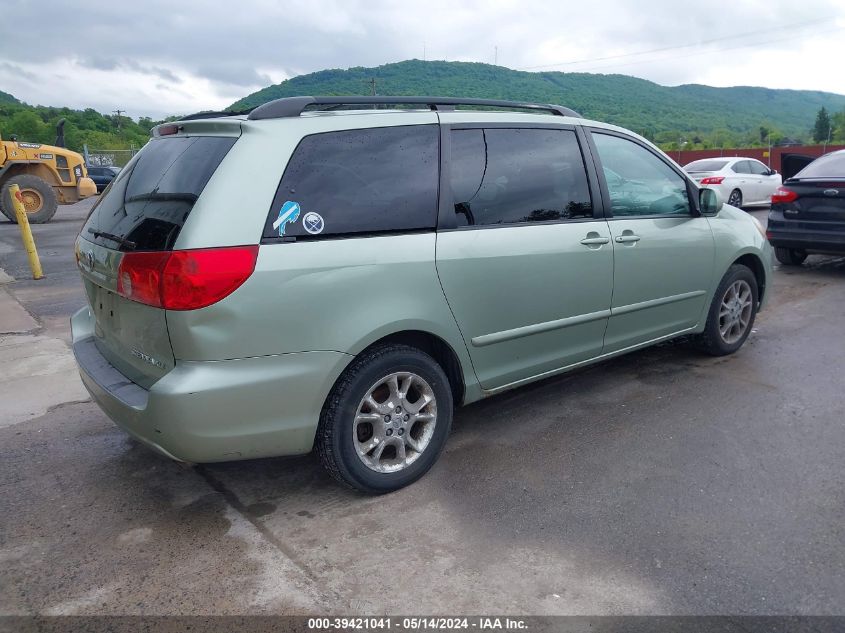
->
[307,617,528,630]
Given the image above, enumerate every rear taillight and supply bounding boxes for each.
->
[117,251,170,308]
[161,246,259,310]
[700,176,725,185]
[772,186,798,204]
[117,246,258,310]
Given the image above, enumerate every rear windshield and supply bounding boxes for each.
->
[684,160,728,172]
[793,152,845,180]
[82,136,237,251]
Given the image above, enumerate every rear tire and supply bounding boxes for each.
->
[1,174,59,224]
[774,247,807,266]
[316,344,453,494]
[727,189,743,208]
[695,264,758,357]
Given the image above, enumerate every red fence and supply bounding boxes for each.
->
[672,145,845,172]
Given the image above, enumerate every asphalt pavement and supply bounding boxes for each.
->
[0,200,843,615]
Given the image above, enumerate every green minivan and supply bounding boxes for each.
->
[71,97,772,493]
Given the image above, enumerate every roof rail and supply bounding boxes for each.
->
[246,96,581,120]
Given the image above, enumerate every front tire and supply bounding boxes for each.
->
[316,344,453,494]
[696,264,758,356]
[1,174,59,224]
[774,247,807,266]
[727,189,743,208]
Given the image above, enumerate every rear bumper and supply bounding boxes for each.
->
[767,229,845,254]
[70,306,351,463]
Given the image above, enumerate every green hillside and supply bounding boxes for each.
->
[0,90,20,105]
[231,60,845,148]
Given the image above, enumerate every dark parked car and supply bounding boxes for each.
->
[768,149,845,265]
[86,166,121,193]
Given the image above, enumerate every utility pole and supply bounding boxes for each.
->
[366,78,377,96]
[423,41,426,61]
[494,46,498,65]
[112,109,125,136]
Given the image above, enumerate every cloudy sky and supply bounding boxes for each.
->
[1,0,843,119]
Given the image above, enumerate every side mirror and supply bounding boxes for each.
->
[699,188,723,215]
[767,169,777,176]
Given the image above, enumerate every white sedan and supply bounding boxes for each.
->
[683,157,782,208]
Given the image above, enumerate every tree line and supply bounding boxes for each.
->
[0,93,159,153]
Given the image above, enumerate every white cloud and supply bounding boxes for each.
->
[0,0,843,118]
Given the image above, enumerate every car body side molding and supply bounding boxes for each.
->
[611,290,708,316]
[470,309,612,347]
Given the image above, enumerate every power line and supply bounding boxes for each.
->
[563,25,843,74]
[519,16,834,70]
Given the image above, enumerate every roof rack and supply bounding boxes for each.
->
[246,96,580,120]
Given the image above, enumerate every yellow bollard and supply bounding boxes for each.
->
[8,184,44,280]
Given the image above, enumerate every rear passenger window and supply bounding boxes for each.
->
[263,125,439,240]
[732,161,752,174]
[449,128,592,227]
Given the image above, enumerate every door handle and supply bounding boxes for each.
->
[615,234,641,243]
[580,236,610,246]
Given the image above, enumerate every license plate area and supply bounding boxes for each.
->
[92,286,120,339]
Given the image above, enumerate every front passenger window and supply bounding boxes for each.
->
[592,133,691,217]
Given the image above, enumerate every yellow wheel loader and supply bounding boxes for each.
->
[0,119,96,223]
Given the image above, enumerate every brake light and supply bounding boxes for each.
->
[771,186,798,204]
[117,246,258,310]
[700,176,725,185]
[162,246,259,310]
[117,251,170,307]
[156,124,181,136]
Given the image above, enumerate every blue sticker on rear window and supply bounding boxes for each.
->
[272,201,301,236]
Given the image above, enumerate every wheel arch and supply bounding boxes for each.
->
[731,252,767,305]
[350,329,469,407]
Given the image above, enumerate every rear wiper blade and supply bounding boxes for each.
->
[87,228,136,250]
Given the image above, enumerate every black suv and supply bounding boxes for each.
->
[768,149,845,265]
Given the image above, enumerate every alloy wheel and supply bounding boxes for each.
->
[718,279,753,344]
[353,372,438,474]
[728,190,742,207]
